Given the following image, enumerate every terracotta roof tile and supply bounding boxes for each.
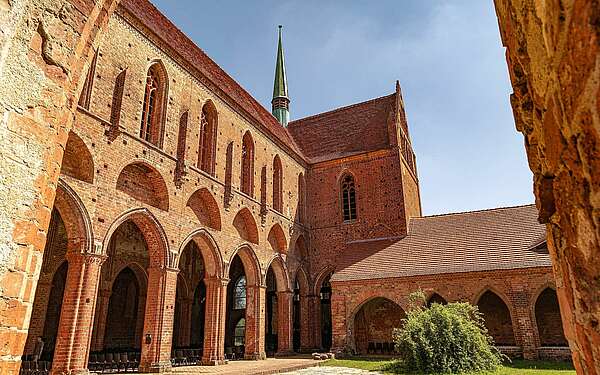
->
[121,0,305,160]
[331,204,550,282]
[287,94,395,163]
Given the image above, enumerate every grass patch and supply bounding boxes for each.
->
[323,358,576,374]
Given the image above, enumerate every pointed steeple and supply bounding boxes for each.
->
[272,25,290,126]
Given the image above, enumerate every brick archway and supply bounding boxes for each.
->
[267,224,288,254]
[350,297,406,355]
[186,188,222,231]
[232,208,259,245]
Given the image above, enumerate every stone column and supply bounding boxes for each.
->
[139,267,177,373]
[201,277,228,365]
[245,285,266,360]
[90,289,111,351]
[50,249,105,375]
[276,291,293,355]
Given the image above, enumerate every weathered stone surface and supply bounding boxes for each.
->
[494,0,600,373]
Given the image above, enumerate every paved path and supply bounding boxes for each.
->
[282,367,382,374]
[167,358,318,375]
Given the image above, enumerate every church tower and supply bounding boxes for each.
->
[272,25,290,126]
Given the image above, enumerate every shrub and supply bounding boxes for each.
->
[393,291,504,374]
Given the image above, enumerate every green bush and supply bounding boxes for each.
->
[393,291,504,374]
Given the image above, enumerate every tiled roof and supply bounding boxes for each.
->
[331,204,550,282]
[121,0,305,161]
[287,94,395,163]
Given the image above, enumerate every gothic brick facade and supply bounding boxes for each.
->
[0,0,592,374]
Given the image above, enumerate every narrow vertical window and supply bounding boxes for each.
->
[197,101,217,175]
[224,142,234,207]
[139,62,167,147]
[110,69,127,130]
[78,49,98,109]
[175,111,188,186]
[241,131,254,197]
[341,174,357,221]
[272,155,283,212]
[297,173,305,223]
[261,166,267,214]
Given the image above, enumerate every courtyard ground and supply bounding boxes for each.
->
[319,358,576,375]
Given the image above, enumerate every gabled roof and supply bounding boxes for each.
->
[331,204,550,282]
[287,94,396,163]
[121,0,305,161]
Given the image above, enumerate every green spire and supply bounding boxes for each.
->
[272,25,290,126]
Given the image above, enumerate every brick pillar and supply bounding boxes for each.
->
[310,295,322,350]
[302,294,318,351]
[50,249,105,375]
[276,291,293,355]
[90,289,110,351]
[245,285,266,360]
[24,279,52,354]
[139,267,177,373]
[330,291,346,353]
[511,289,538,360]
[201,277,227,365]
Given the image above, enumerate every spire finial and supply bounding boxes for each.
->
[272,25,289,126]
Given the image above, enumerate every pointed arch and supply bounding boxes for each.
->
[186,188,221,230]
[427,292,447,307]
[233,207,259,244]
[198,100,218,175]
[534,287,567,346]
[313,265,336,295]
[292,235,307,259]
[267,223,287,254]
[139,60,168,147]
[54,179,93,252]
[294,267,309,296]
[60,131,94,184]
[272,155,283,212]
[350,296,406,354]
[177,228,224,279]
[227,244,261,287]
[476,289,516,346]
[265,254,291,292]
[103,208,170,268]
[116,161,169,211]
[240,131,255,197]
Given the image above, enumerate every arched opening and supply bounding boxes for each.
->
[198,101,217,175]
[172,241,206,364]
[116,162,169,211]
[293,268,310,353]
[340,173,357,222]
[91,210,168,371]
[232,208,259,244]
[427,293,447,307]
[226,255,247,359]
[104,267,142,350]
[320,274,333,351]
[60,131,94,183]
[139,61,167,147]
[535,288,567,347]
[186,188,221,230]
[293,235,307,260]
[40,262,68,360]
[477,290,516,346]
[265,267,278,356]
[354,297,405,355]
[272,155,283,212]
[240,131,254,197]
[267,224,287,254]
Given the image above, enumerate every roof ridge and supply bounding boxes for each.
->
[415,203,536,219]
[288,92,396,127]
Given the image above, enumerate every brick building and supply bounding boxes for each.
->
[15,0,570,373]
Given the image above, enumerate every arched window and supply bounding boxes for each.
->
[241,132,254,197]
[233,276,246,310]
[139,63,166,147]
[341,174,357,221]
[198,102,217,175]
[234,318,245,346]
[273,155,283,212]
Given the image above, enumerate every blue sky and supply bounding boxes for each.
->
[152,0,534,216]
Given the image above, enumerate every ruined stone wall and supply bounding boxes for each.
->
[0,1,120,372]
[494,1,600,373]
